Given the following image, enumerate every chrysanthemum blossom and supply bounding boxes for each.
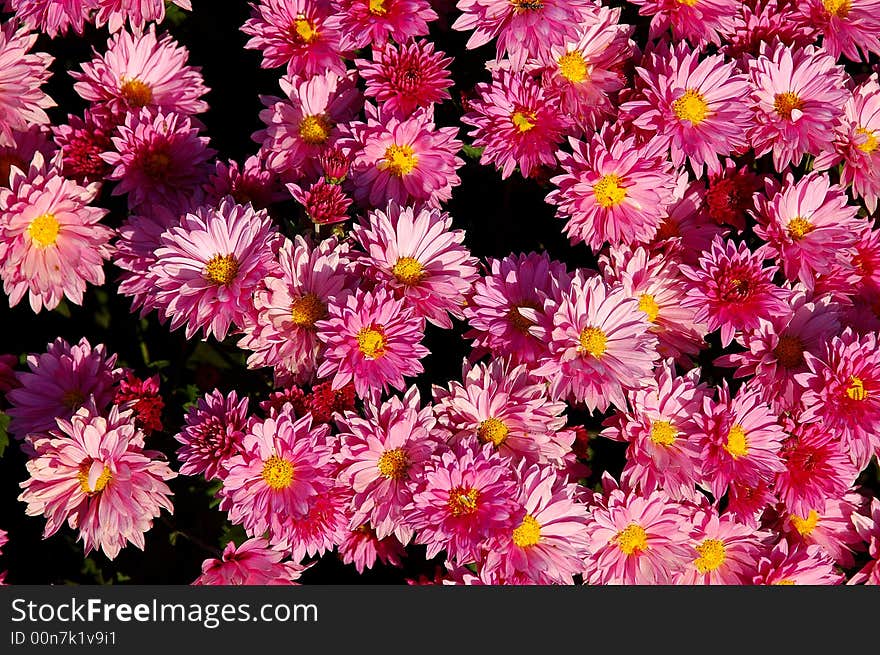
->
[680,237,791,347]
[327,0,436,50]
[722,0,817,61]
[174,389,250,481]
[204,155,285,209]
[747,43,848,172]
[18,405,175,560]
[0,23,55,148]
[849,497,880,584]
[0,152,114,313]
[93,0,192,33]
[115,371,163,434]
[193,538,306,585]
[351,202,479,328]
[783,493,867,569]
[5,0,89,38]
[338,526,406,574]
[674,509,765,585]
[461,70,566,179]
[753,541,844,585]
[281,485,351,562]
[315,285,429,401]
[72,26,208,119]
[152,198,281,341]
[1,125,53,188]
[51,110,114,184]
[288,178,353,225]
[797,0,880,62]
[703,161,762,231]
[628,0,738,47]
[531,273,660,413]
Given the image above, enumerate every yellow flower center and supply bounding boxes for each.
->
[77,462,112,494]
[846,375,867,401]
[299,114,331,145]
[672,89,710,125]
[511,0,545,11]
[856,127,878,154]
[448,487,479,517]
[290,293,327,328]
[787,216,814,240]
[512,515,542,548]
[675,0,699,5]
[204,254,239,286]
[649,420,678,447]
[291,17,318,43]
[511,110,536,132]
[724,424,749,459]
[381,144,418,176]
[27,213,60,247]
[477,417,510,447]
[507,303,538,334]
[614,523,648,556]
[773,334,804,368]
[120,78,153,107]
[774,92,805,120]
[377,448,408,480]
[790,510,820,537]
[579,326,607,357]
[261,455,294,490]
[357,327,387,359]
[369,0,387,14]
[639,293,660,323]
[392,256,426,286]
[558,51,589,83]
[775,579,796,585]
[823,0,851,16]
[593,174,627,208]
[694,538,726,573]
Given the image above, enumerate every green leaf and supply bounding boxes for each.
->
[461,144,484,161]
[164,2,188,25]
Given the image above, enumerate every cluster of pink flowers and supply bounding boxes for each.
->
[0,0,879,586]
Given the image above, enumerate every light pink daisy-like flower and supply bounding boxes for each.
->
[753,173,862,289]
[352,202,478,329]
[452,0,595,70]
[547,128,677,251]
[747,43,848,172]
[0,24,55,149]
[356,40,453,120]
[93,0,192,33]
[483,463,590,585]
[342,105,463,209]
[6,337,119,442]
[621,43,750,176]
[797,0,880,62]
[405,439,519,564]
[693,382,786,500]
[1,125,53,187]
[193,538,307,585]
[753,541,844,585]
[782,492,867,569]
[204,155,285,209]
[628,0,738,47]
[336,386,443,543]
[51,110,114,185]
[174,389,250,481]
[463,251,571,366]
[238,235,352,384]
[433,358,571,467]
[316,285,429,401]
[462,70,566,180]
[257,71,361,179]
[850,497,880,584]
[102,108,214,213]
[241,0,346,78]
[674,508,765,585]
[281,485,351,562]
[18,405,176,560]
[220,412,336,544]
[338,526,406,574]
[72,27,208,119]
[797,328,880,470]
[583,487,689,585]
[152,198,281,341]
[680,237,791,347]
[0,153,114,313]
[531,272,660,413]
[5,0,90,38]
[327,0,436,50]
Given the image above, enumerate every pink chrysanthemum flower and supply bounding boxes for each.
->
[204,155,285,209]
[463,251,571,366]
[747,43,848,172]
[342,105,463,209]
[356,40,453,119]
[452,0,595,70]
[336,386,443,543]
[102,108,214,212]
[433,358,571,466]
[405,439,519,564]
[288,178,353,225]
[93,0,192,33]
[797,328,880,470]
[621,43,750,176]
[6,337,119,443]
[241,0,346,78]
[531,273,660,413]
[193,538,306,586]
[0,153,114,313]
[316,285,429,401]
[483,463,590,584]
[703,161,762,231]
[753,173,862,289]
[174,389,250,480]
[726,480,777,529]
[5,0,89,38]
[753,541,844,585]
[693,382,786,499]
[0,24,55,149]
[152,198,281,341]
[722,0,816,61]
[281,485,351,562]
[1,125,53,188]
[797,0,880,62]
[628,0,738,47]
[115,371,163,434]
[547,128,677,251]
[461,70,566,180]
[674,508,765,585]
[583,487,689,585]
[220,412,336,544]
[680,237,791,347]
[782,492,867,569]
[238,235,352,384]
[850,497,880,584]
[351,202,479,329]
[18,405,176,560]
[327,0,437,50]
[52,110,114,185]
[257,71,361,179]
[338,526,406,574]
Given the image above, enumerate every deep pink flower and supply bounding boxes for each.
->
[753,541,844,585]
[1,125,53,187]
[849,497,880,584]
[782,492,867,569]
[51,110,114,184]
[204,156,285,209]
[114,371,163,434]
[338,526,406,574]
[674,508,766,585]
[174,389,250,480]
[628,0,738,47]
[5,0,89,38]
[288,178,352,225]
[193,538,306,585]
[93,0,192,33]
[327,0,436,50]
[797,0,880,62]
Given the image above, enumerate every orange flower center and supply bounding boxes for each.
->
[392,256,426,286]
[448,487,479,517]
[477,417,510,447]
[579,326,607,357]
[381,144,418,176]
[77,462,112,494]
[774,92,805,120]
[613,523,648,555]
[377,448,408,480]
[299,114,331,145]
[290,293,327,328]
[120,78,153,107]
[787,216,814,240]
[357,326,387,359]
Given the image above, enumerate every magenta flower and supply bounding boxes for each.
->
[338,527,406,574]
[51,110,114,184]
[0,24,54,149]
[674,508,766,585]
[193,538,307,586]
[204,155,285,209]
[93,0,192,33]
[797,0,880,62]
[753,541,844,585]
[174,389,250,481]
[327,0,436,50]
[5,0,89,38]
[783,493,867,569]
[628,0,738,47]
